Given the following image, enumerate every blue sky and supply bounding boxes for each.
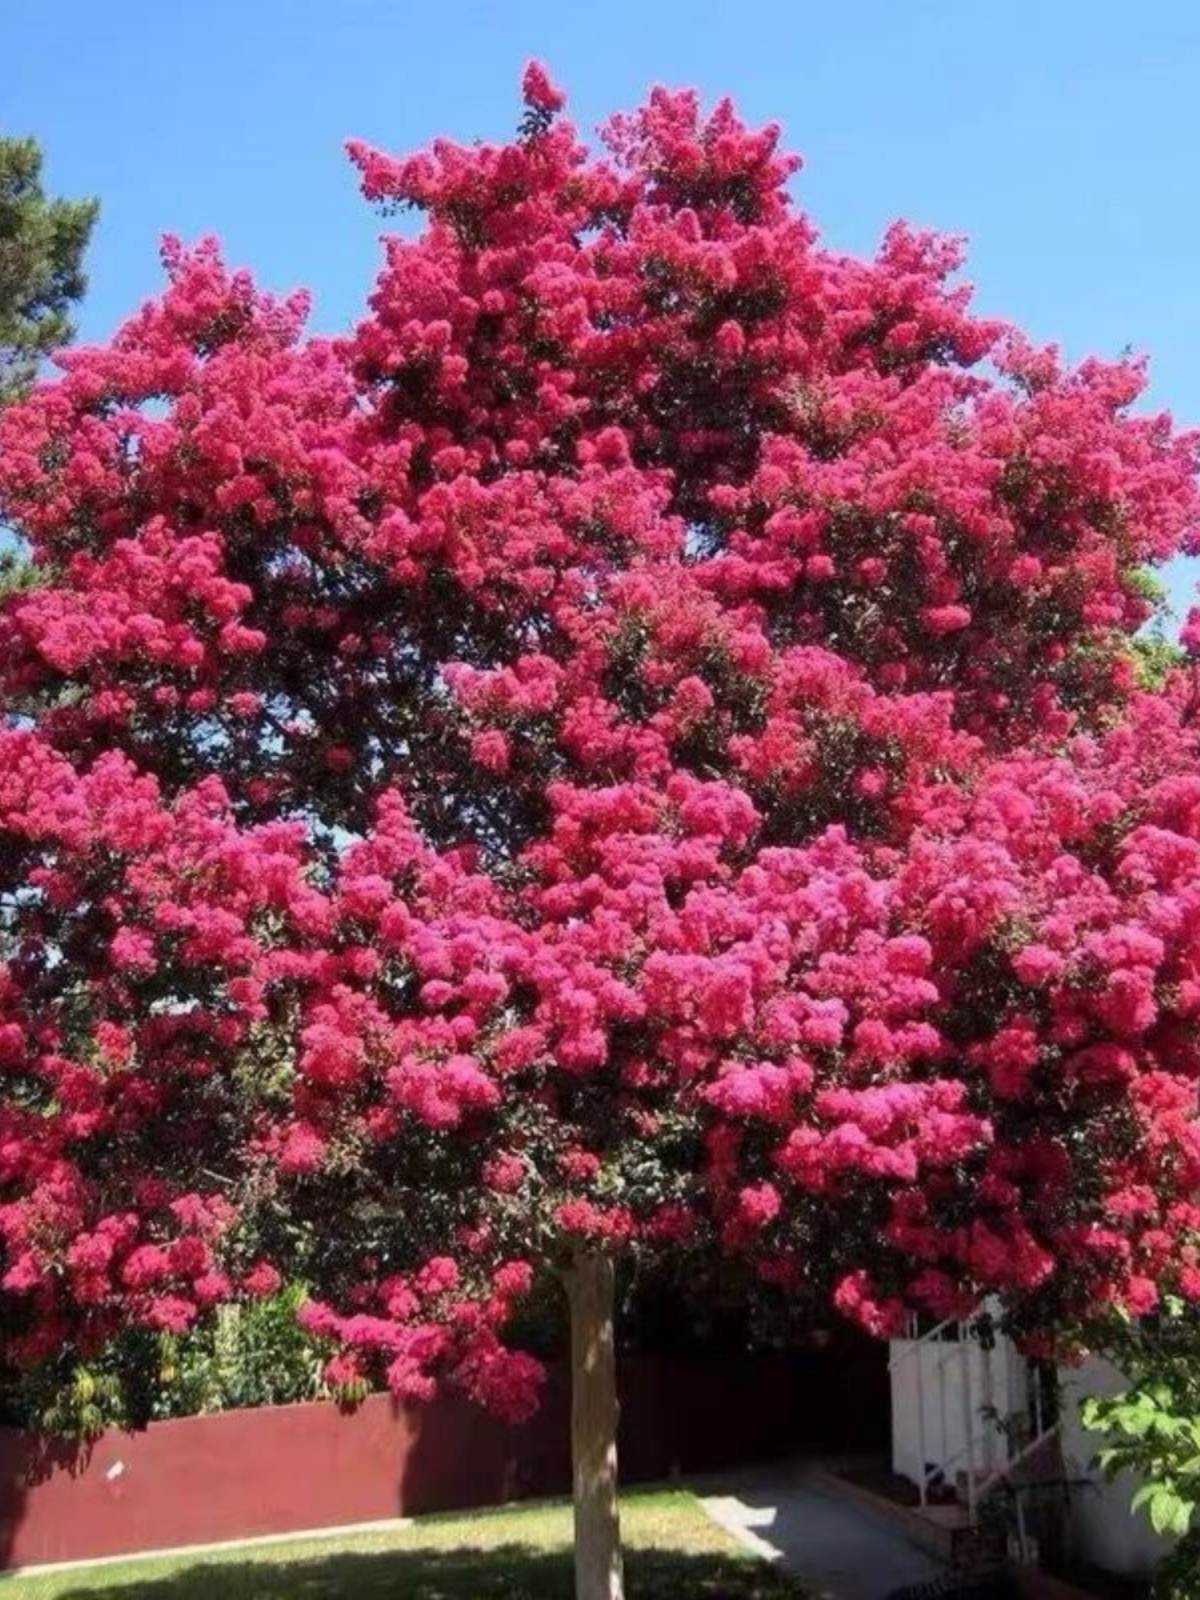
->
[7,0,1199,617]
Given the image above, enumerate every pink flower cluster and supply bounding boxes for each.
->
[1,66,1199,1404]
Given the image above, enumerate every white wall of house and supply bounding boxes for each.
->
[890,1331,1176,1579]
[896,1331,1184,1580]
[889,1329,1026,1487]
[1058,1355,1173,1579]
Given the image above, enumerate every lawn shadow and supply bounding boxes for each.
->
[47,1542,803,1599]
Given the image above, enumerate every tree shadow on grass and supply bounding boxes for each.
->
[50,1544,805,1600]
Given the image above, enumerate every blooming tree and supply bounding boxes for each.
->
[3,66,1200,1599]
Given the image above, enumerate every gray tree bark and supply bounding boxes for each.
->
[563,1248,625,1600]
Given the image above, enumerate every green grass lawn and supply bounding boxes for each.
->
[0,1488,804,1599]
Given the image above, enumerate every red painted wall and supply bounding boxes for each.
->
[0,1379,571,1570]
[0,1343,888,1570]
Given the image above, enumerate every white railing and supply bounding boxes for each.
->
[889,1316,981,1514]
[888,1309,1059,1523]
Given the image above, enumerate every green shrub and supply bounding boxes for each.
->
[6,1284,330,1438]
[1083,1306,1200,1599]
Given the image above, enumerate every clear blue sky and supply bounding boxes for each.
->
[7,0,1199,617]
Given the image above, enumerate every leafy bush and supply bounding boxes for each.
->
[157,1283,328,1417]
[1083,1307,1200,1599]
[6,1285,330,1438]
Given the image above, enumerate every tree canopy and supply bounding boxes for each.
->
[1,67,1200,1596]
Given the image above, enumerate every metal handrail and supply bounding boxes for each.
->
[976,1419,1063,1502]
[909,1416,1064,1513]
[890,1307,1059,1515]
[887,1315,961,1370]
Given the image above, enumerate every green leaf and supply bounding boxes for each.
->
[1170,1501,1195,1538]
[1148,1489,1194,1537]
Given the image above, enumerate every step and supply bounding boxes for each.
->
[810,1466,1000,1566]
[1012,1570,1105,1600]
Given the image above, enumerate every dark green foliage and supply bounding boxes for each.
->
[0,131,97,401]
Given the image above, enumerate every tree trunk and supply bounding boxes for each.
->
[563,1248,624,1600]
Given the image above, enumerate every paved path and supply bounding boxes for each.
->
[699,1460,946,1600]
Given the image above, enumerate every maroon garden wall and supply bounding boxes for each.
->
[0,1379,570,1571]
[0,1341,888,1569]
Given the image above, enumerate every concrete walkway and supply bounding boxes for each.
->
[700,1460,946,1600]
